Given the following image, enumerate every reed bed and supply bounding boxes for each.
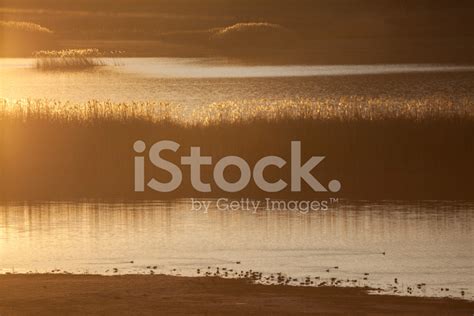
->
[33,49,105,70]
[1,96,472,125]
[192,97,474,124]
[0,98,473,200]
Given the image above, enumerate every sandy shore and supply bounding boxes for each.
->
[0,274,472,315]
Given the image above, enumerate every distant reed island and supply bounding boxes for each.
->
[33,49,105,70]
[0,96,472,201]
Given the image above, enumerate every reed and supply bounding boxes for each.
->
[0,98,473,200]
[2,97,471,124]
[33,49,105,70]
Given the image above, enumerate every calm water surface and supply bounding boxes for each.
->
[1,58,474,107]
[0,201,472,299]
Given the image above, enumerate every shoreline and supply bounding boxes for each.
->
[0,274,472,315]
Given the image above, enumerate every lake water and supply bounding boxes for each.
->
[1,58,474,107]
[1,58,473,300]
[0,201,472,300]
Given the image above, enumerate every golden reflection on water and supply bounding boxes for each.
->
[1,58,474,108]
[0,200,472,299]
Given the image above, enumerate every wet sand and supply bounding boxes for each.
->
[0,274,472,315]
